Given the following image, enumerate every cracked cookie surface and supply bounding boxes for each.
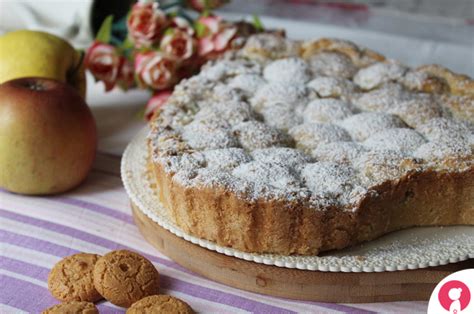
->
[127,295,194,314]
[48,253,102,302]
[42,301,98,314]
[93,250,160,308]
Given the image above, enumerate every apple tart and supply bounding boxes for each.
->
[147,34,474,255]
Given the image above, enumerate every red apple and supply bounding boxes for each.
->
[0,77,97,195]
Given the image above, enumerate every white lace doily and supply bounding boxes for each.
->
[121,127,474,272]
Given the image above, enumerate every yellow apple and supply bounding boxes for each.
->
[0,30,86,98]
[0,77,97,195]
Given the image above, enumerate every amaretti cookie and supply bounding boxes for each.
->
[48,253,102,302]
[93,250,160,307]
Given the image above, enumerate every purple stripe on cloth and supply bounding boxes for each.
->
[0,222,368,314]
[0,257,120,314]
[0,212,304,313]
[0,274,120,313]
[0,209,371,313]
[0,189,133,224]
[1,244,295,314]
[50,196,134,224]
[8,187,359,311]
[0,208,188,273]
[0,229,80,257]
[0,208,371,313]
[159,275,295,314]
[1,191,370,310]
[1,190,133,229]
[301,301,376,314]
[0,256,49,280]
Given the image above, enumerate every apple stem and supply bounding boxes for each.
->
[25,81,45,91]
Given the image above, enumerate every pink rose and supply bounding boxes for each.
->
[197,16,237,57]
[170,16,194,35]
[85,41,121,91]
[187,0,229,12]
[127,2,167,48]
[145,90,172,120]
[117,58,135,90]
[135,51,177,90]
[160,29,196,62]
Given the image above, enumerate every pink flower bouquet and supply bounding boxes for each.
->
[85,0,263,120]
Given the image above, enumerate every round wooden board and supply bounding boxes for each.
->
[132,203,474,303]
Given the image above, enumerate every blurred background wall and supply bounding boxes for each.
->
[1,0,472,46]
[220,0,474,44]
[0,0,472,74]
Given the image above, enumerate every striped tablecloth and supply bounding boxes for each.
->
[0,1,470,311]
[0,151,429,313]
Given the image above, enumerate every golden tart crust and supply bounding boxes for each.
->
[147,35,474,255]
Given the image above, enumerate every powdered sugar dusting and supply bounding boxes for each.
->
[228,74,266,95]
[388,94,442,128]
[251,81,314,113]
[181,117,238,150]
[354,60,407,90]
[125,128,474,270]
[261,102,303,131]
[242,33,301,60]
[202,148,252,170]
[354,150,419,185]
[263,58,311,84]
[302,162,361,205]
[438,94,474,123]
[251,147,312,170]
[232,161,302,199]
[338,112,407,141]
[307,76,356,99]
[308,52,357,79]
[148,33,473,211]
[414,141,472,162]
[194,100,253,126]
[289,123,351,152]
[200,59,261,81]
[363,128,426,154]
[352,83,411,112]
[303,98,354,123]
[417,117,470,143]
[312,142,367,164]
[233,120,293,150]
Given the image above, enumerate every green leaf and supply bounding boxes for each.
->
[252,14,264,32]
[164,28,175,36]
[121,37,134,50]
[195,21,206,38]
[96,15,114,44]
[204,0,210,10]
